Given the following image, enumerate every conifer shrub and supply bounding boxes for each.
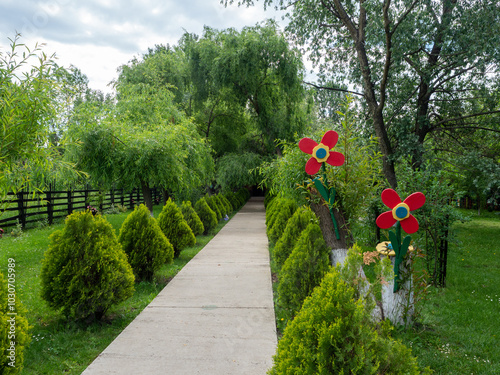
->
[215,194,229,217]
[219,194,233,214]
[205,195,222,221]
[236,188,250,205]
[265,196,281,227]
[118,204,174,281]
[194,197,218,234]
[224,191,241,210]
[267,198,297,244]
[180,201,204,236]
[270,267,427,375]
[277,222,330,318]
[274,206,317,269]
[0,271,30,374]
[40,211,135,321]
[158,199,196,257]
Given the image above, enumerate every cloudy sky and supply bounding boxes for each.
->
[0,0,289,93]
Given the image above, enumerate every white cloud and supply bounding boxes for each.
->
[0,0,291,93]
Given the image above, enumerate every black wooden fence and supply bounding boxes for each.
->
[0,186,161,229]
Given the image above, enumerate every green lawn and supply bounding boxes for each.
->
[395,209,500,374]
[0,205,233,374]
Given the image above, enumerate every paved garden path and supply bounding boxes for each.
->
[82,197,277,375]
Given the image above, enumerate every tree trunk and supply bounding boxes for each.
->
[140,180,153,214]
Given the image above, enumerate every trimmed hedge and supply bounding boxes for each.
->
[270,267,427,375]
[0,271,30,374]
[158,199,196,257]
[180,201,204,236]
[194,197,217,235]
[274,206,317,269]
[277,222,330,318]
[40,211,135,321]
[118,204,174,281]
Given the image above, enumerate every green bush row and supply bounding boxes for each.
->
[38,190,250,323]
[265,194,428,374]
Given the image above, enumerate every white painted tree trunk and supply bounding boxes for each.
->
[380,254,414,327]
[331,250,414,326]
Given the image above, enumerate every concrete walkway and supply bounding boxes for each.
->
[82,197,277,375]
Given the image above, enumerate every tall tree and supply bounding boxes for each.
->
[184,22,310,156]
[224,0,500,188]
[0,35,59,199]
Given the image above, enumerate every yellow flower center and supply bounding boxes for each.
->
[392,202,410,221]
[312,143,330,163]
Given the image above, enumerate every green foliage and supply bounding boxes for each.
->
[0,35,60,199]
[180,201,204,236]
[267,199,297,244]
[40,211,135,321]
[118,204,174,281]
[157,199,196,257]
[274,206,317,269]
[216,152,263,192]
[205,195,222,221]
[395,161,468,286]
[0,271,30,374]
[218,194,233,214]
[213,194,228,217]
[277,222,330,318]
[194,197,218,235]
[270,267,426,375]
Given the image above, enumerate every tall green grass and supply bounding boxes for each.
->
[395,210,500,374]
[0,205,233,374]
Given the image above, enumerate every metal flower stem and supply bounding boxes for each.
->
[389,221,412,293]
[320,163,340,240]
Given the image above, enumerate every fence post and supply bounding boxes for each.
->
[121,188,125,207]
[84,184,89,207]
[67,190,73,216]
[129,189,134,210]
[17,190,26,229]
[136,188,140,204]
[46,189,53,225]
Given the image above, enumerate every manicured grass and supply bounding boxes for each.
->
[0,205,234,374]
[394,209,500,374]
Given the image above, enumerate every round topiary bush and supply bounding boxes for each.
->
[270,267,426,375]
[277,222,330,318]
[224,191,241,210]
[274,206,317,269]
[0,270,30,374]
[194,197,218,235]
[158,198,196,257]
[118,204,174,281]
[180,201,204,236]
[40,211,135,321]
[267,198,297,244]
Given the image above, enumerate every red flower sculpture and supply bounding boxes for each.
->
[376,189,425,234]
[298,130,345,175]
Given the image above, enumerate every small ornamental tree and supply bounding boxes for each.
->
[267,198,297,244]
[219,194,233,214]
[277,222,330,319]
[194,197,218,234]
[274,206,317,269]
[118,204,174,281]
[215,194,229,217]
[205,195,222,221]
[180,201,204,236]
[158,199,196,257]
[270,267,427,375]
[224,191,241,210]
[40,211,135,321]
[0,271,30,374]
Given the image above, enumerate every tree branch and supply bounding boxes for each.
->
[304,81,365,97]
[431,110,500,128]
